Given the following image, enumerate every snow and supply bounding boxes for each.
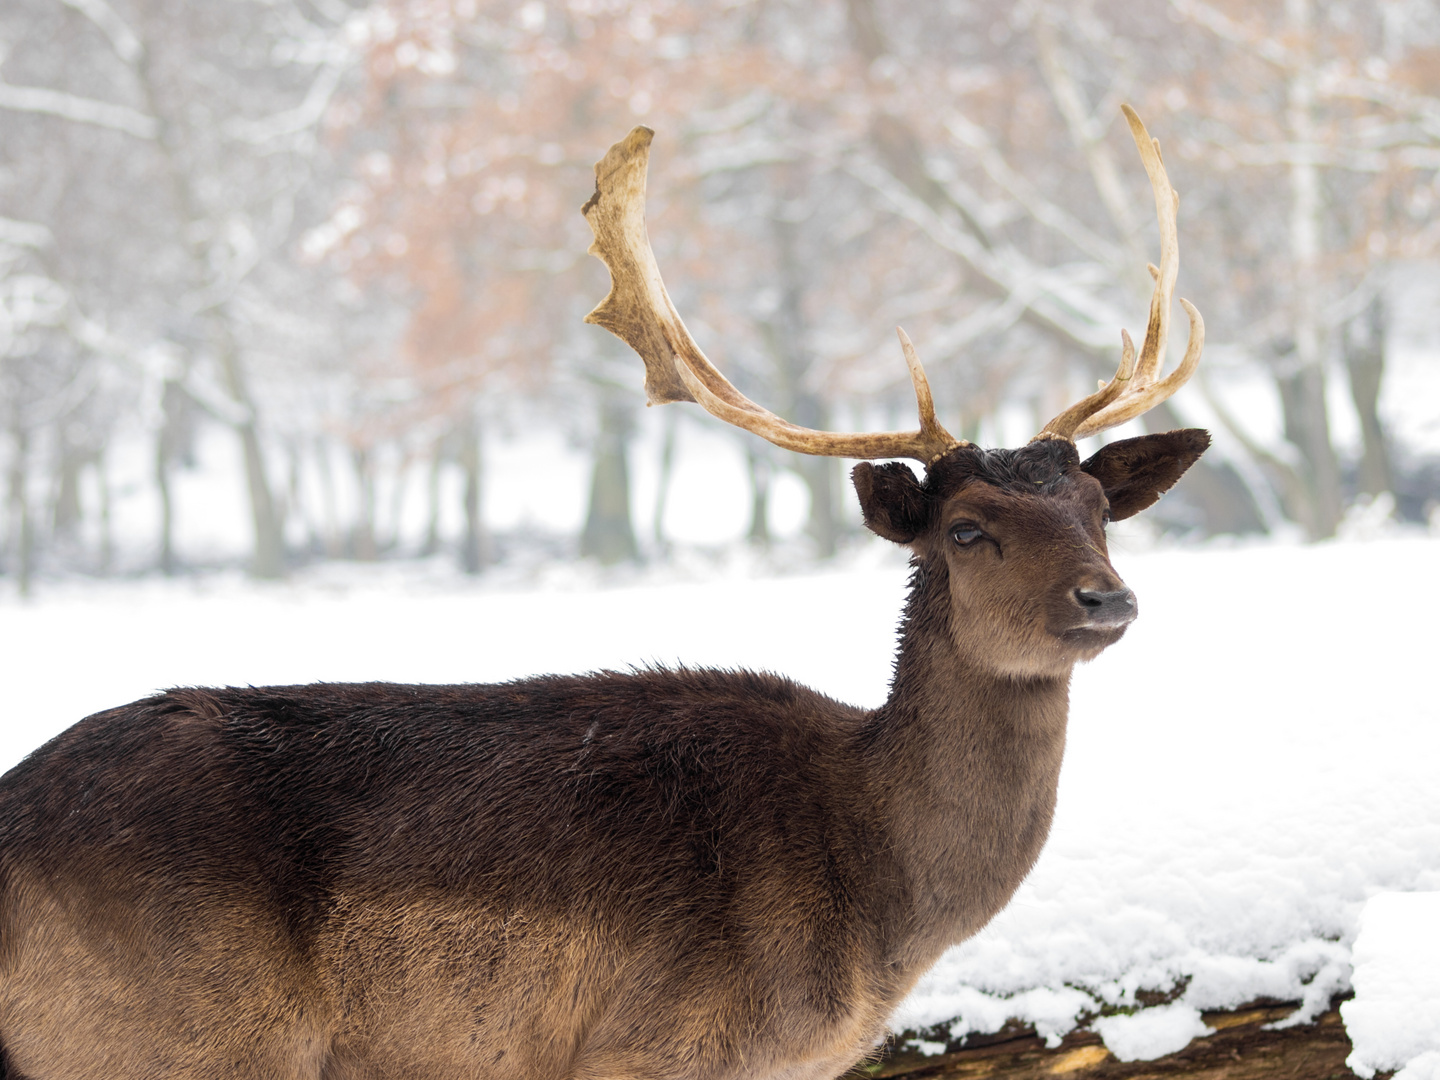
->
[1,533,1438,1064]
[1343,892,1440,1079]
[1091,1004,1213,1063]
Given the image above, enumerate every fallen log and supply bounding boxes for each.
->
[850,1001,1363,1080]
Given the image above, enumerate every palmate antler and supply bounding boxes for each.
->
[581,108,1202,458]
[1034,106,1205,442]
[581,127,962,464]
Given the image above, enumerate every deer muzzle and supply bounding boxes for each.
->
[1072,586,1138,629]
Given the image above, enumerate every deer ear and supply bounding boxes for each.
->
[1081,429,1211,521]
[852,462,929,544]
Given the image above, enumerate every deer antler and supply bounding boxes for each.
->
[1035,105,1205,443]
[582,126,963,464]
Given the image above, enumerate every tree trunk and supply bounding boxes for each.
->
[1278,0,1343,540]
[215,330,284,576]
[384,453,410,554]
[1344,294,1393,498]
[1276,358,1344,539]
[155,377,195,574]
[423,440,443,557]
[350,446,377,561]
[97,452,112,575]
[284,442,311,557]
[156,437,176,575]
[457,416,488,574]
[133,39,284,582]
[52,444,83,542]
[760,215,841,558]
[788,391,839,557]
[795,453,839,559]
[653,409,677,552]
[581,387,638,565]
[7,425,33,599]
[853,999,1358,1080]
[315,438,342,559]
[236,415,284,577]
[746,444,773,550]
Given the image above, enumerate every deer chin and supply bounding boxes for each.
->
[959,625,1112,680]
[1055,623,1130,660]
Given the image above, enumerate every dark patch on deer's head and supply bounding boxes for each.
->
[853,430,1209,678]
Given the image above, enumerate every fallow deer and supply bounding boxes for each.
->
[0,107,1207,1080]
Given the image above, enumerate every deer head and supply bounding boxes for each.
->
[583,107,1209,678]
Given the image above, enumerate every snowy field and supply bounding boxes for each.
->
[1,533,1437,1068]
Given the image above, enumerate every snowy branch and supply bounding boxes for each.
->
[57,0,143,65]
[845,155,1122,354]
[1169,0,1294,68]
[223,56,349,145]
[0,272,70,361]
[1208,139,1440,172]
[908,289,1034,365]
[1322,74,1440,145]
[0,81,156,139]
[1031,15,1145,262]
[943,111,1124,270]
[0,218,53,249]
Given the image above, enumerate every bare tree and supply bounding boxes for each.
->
[1160,0,1440,534]
[0,0,361,575]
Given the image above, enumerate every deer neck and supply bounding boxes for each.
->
[863,565,1072,973]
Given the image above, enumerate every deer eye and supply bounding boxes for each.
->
[950,523,984,546]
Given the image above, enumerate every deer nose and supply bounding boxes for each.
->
[1073,587,1137,628]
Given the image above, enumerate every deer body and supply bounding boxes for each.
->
[0,623,1060,1080]
[0,110,1213,1078]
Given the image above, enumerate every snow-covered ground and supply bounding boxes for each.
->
[1344,892,1440,1080]
[1,533,1437,1067]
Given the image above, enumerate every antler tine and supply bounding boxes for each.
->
[582,127,963,465]
[1032,328,1139,444]
[896,327,952,448]
[1034,105,1204,443]
[1072,299,1203,440]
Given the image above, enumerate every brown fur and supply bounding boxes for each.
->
[0,431,1208,1080]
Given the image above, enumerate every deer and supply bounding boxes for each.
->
[0,106,1207,1080]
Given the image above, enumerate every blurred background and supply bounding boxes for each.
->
[2,0,1439,590]
[5,6,1438,1054]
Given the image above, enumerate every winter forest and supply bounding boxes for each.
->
[4,0,1440,1072]
[3,0,1440,586]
